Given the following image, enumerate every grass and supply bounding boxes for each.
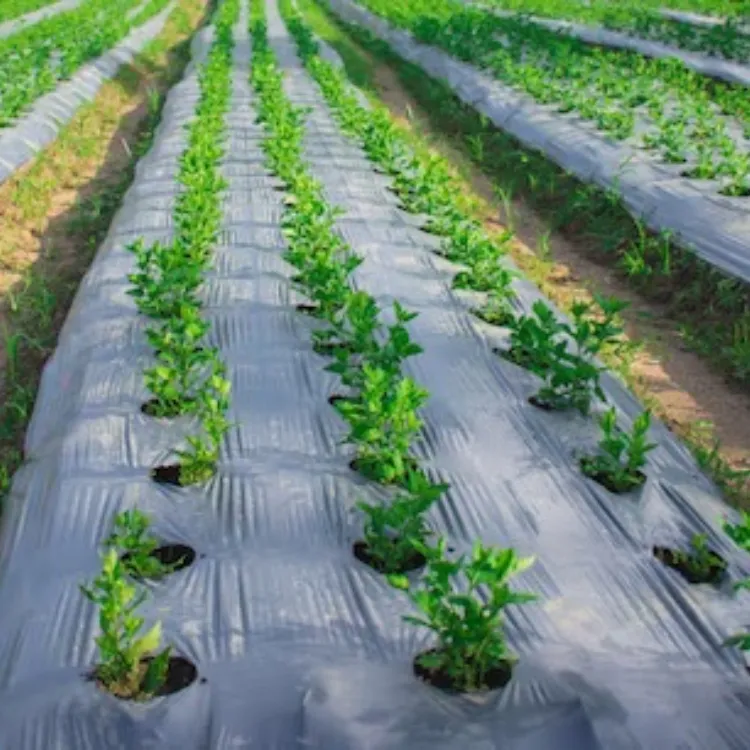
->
[0,0,212,509]
[300,0,750,508]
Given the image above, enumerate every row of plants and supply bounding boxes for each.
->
[485,0,750,63]
[0,0,173,126]
[0,0,58,24]
[80,0,237,701]
[251,0,539,692]
[353,0,750,197]
[127,0,236,487]
[287,0,750,654]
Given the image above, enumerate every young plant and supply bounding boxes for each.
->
[174,368,231,485]
[655,532,727,584]
[580,407,656,493]
[80,548,171,700]
[507,296,627,414]
[105,509,179,580]
[335,365,427,484]
[143,307,215,417]
[390,537,537,693]
[356,471,448,573]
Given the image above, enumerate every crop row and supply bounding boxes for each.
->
[81,0,237,699]
[0,0,60,24]
[78,0,750,704]
[357,0,750,197]
[0,0,172,127]
[482,0,750,62]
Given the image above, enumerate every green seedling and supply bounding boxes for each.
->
[390,537,537,693]
[661,532,726,583]
[357,471,448,573]
[127,239,204,320]
[326,300,423,391]
[336,366,427,484]
[580,407,656,493]
[507,296,626,414]
[81,548,170,700]
[104,509,179,580]
[174,369,231,485]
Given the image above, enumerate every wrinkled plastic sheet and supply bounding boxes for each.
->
[463,2,750,88]
[657,7,750,33]
[0,0,175,187]
[0,0,84,39]
[327,0,750,287]
[0,0,749,746]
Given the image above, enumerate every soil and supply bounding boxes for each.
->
[156,656,199,696]
[295,302,321,316]
[653,545,728,584]
[413,649,514,693]
[151,464,183,486]
[352,539,426,574]
[328,393,350,405]
[122,543,196,578]
[367,62,750,506]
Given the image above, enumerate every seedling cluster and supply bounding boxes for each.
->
[127,0,238,486]
[81,511,175,700]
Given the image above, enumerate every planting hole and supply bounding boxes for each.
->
[471,306,513,327]
[151,465,183,487]
[413,649,513,694]
[653,546,727,585]
[141,399,193,418]
[528,395,556,412]
[353,540,426,574]
[90,655,198,700]
[122,544,196,579]
[582,464,646,494]
[296,303,320,316]
[154,656,198,697]
[328,393,349,406]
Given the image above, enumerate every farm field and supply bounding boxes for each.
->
[0,0,749,746]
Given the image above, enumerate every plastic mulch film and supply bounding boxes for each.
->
[326,0,750,288]
[461,2,750,88]
[0,0,84,39]
[0,0,748,746]
[657,8,750,33]
[0,0,176,187]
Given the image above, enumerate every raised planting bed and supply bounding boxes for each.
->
[0,0,749,747]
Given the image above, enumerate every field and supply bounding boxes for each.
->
[0,0,748,746]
